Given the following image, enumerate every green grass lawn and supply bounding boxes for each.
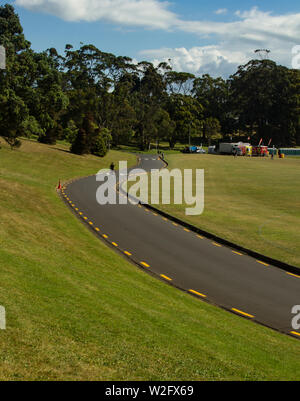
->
[0,139,299,381]
[148,154,300,268]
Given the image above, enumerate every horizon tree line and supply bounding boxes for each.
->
[0,4,299,157]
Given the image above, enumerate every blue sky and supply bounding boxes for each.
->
[6,0,300,77]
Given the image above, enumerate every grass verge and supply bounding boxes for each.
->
[148,153,300,268]
[0,140,299,380]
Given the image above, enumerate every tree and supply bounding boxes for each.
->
[91,128,109,157]
[70,128,89,155]
[229,59,300,146]
[0,4,32,148]
[202,117,222,145]
[193,74,231,136]
[166,94,203,148]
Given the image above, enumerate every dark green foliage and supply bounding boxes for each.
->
[91,129,107,157]
[1,4,300,153]
[70,128,89,155]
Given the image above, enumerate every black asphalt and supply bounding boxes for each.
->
[63,154,300,338]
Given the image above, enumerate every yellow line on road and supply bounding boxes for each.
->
[232,308,254,318]
[83,217,88,220]
[287,272,300,279]
[140,262,150,268]
[233,251,243,256]
[112,242,118,247]
[89,222,93,225]
[161,274,172,281]
[172,223,178,227]
[189,289,207,298]
[197,235,204,239]
[124,251,132,256]
[256,260,269,267]
[184,228,190,232]
[95,228,100,232]
[291,331,300,337]
[103,234,108,239]
[213,242,222,247]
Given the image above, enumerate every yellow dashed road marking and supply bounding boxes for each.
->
[291,331,300,337]
[103,234,108,239]
[84,217,88,220]
[79,212,83,215]
[95,228,100,232]
[213,242,222,247]
[256,260,269,267]
[232,308,254,318]
[124,251,132,256]
[89,222,93,225]
[189,289,207,298]
[112,242,118,247]
[163,218,168,221]
[140,262,150,268]
[287,272,300,279]
[161,274,172,281]
[197,235,204,239]
[172,223,178,227]
[233,251,243,256]
[184,228,190,232]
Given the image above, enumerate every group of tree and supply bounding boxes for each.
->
[0,4,299,156]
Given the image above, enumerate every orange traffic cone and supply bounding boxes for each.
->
[57,180,62,190]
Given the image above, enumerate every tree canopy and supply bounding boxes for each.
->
[0,4,299,154]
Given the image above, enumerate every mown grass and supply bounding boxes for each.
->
[0,139,299,381]
[147,153,300,268]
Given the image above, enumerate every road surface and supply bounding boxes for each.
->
[62,155,300,339]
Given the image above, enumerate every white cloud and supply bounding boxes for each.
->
[140,46,246,77]
[14,2,300,76]
[215,8,227,15]
[141,7,300,76]
[15,0,178,29]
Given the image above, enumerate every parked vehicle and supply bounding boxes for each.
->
[208,146,217,154]
[219,143,236,154]
[252,146,269,157]
[182,146,206,154]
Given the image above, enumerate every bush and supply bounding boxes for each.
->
[70,128,89,155]
[91,132,107,157]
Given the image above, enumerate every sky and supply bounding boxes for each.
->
[4,0,300,77]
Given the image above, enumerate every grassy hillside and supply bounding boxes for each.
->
[0,139,299,381]
[150,154,300,268]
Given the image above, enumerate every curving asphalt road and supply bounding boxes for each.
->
[62,154,300,339]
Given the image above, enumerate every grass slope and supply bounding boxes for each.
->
[152,154,300,268]
[0,140,299,380]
